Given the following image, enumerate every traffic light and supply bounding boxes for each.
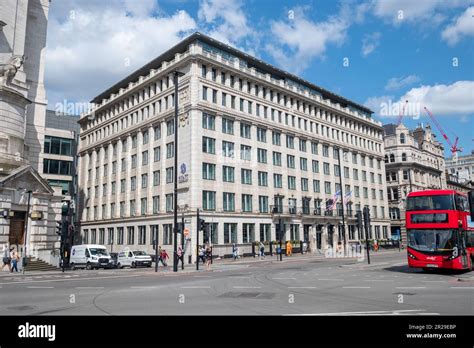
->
[363,207,371,227]
[199,218,206,231]
[56,221,62,236]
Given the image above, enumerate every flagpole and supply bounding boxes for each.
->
[336,147,347,256]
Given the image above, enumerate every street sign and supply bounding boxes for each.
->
[184,228,189,237]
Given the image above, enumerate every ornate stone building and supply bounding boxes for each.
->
[0,0,63,265]
[78,32,391,262]
[383,123,446,241]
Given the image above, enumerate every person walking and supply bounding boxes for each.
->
[286,241,292,257]
[1,244,11,272]
[198,245,206,264]
[259,241,265,259]
[160,248,169,267]
[10,247,19,273]
[205,245,212,271]
[177,246,184,268]
[232,243,239,261]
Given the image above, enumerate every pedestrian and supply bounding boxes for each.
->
[10,247,19,273]
[1,244,11,272]
[177,246,184,268]
[286,241,292,256]
[232,243,238,260]
[259,241,265,259]
[374,239,379,252]
[205,245,212,271]
[160,249,169,267]
[198,245,206,264]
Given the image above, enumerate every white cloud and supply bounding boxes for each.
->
[198,0,252,45]
[361,32,381,56]
[364,95,394,114]
[371,0,472,24]
[266,7,349,73]
[385,75,421,91]
[45,1,196,108]
[399,81,474,115]
[441,6,474,45]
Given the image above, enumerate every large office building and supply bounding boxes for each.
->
[383,123,446,240]
[445,150,474,186]
[77,32,391,261]
[0,0,64,265]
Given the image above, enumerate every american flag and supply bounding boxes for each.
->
[330,190,341,210]
[343,190,353,205]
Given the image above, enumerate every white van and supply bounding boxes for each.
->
[117,249,152,268]
[69,244,112,270]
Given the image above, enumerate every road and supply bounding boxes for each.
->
[0,251,472,316]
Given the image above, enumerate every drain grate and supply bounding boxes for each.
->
[219,292,275,299]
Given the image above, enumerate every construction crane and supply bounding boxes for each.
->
[397,100,409,126]
[423,106,462,160]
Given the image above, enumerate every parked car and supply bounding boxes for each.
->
[107,252,119,269]
[69,244,112,270]
[117,249,152,268]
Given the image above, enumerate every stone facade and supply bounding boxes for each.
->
[383,123,446,241]
[445,150,474,185]
[78,33,391,263]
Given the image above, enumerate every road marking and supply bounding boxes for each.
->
[180,286,211,289]
[27,286,54,289]
[318,278,344,281]
[449,287,474,289]
[365,279,394,282]
[342,286,371,289]
[396,287,426,289]
[417,313,441,315]
[288,286,317,289]
[272,277,296,280]
[0,274,143,286]
[287,309,426,316]
[130,286,156,289]
[75,287,104,289]
[193,275,212,278]
[233,286,261,289]
[421,280,445,283]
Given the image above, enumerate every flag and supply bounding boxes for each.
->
[330,190,341,210]
[343,190,352,205]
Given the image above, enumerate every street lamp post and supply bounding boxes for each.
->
[336,147,347,255]
[22,190,32,274]
[173,70,185,273]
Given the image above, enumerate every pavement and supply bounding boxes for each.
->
[0,250,472,316]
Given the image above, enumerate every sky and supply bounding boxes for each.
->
[44,0,474,157]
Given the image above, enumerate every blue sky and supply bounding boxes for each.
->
[45,0,474,156]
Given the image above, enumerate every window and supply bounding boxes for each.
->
[400,133,406,144]
[259,196,269,213]
[165,194,173,212]
[344,167,350,179]
[288,176,296,190]
[273,152,282,166]
[131,154,137,169]
[402,153,407,161]
[242,224,255,243]
[202,163,216,180]
[129,200,136,217]
[300,158,308,171]
[163,224,172,245]
[202,86,208,100]
[241,169,252,185]
[323,162,330,175]
[202,112,215,130]
[166,119,174,136]
[224,223,237,244]
[201,64,207,78]
[362,170,367,182]
[138,226,146,245]
[363,187,368,198]
[131,176,136,191]
[274,174,283,188]
[140,198,147,215]
[107,228,114,245]
[44,136,72,156]
[258,171,268,186]
[299,139,307,152]
[257,148,267,163]
[154,147,160,162]
[240,123,251,138]
[166,167,174,183]
[202,191,216,211]
[313,180,320,193]
[334,164,340,177]
[370,172,375,183]
[242,194,253,212]
[352,153,358,164]
[257,127,266,142]
[272,131,281,146]
[222,118,234,134]
[166,142,174,158]
[322,145,329,157]
[223,166,235,182]
[223,192,235,212]
[287,155,295,169]
[355,186,360,198]
[301,178,308,191]
[120,179,126,193]
[142,151,148,165]
[202,136,216,154]
[311,142,318,155]
[99,229,105,245]
[222,141,234,157]
[117,227,124,245]
[152,196,160,213]
[154,125,161,140]
[240,145,252,161]
[312,160,319,173]
[141,174,148,188]
[43,159,72,175]
[132,135,137,148]
[325,181,331,194]
[286,135,294,149]
[153,170,160,186]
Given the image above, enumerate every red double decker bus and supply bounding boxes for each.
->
[405,190,474,271]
